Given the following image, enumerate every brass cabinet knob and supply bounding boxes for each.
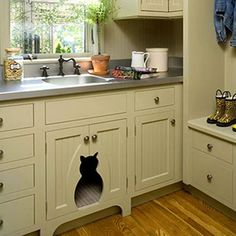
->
[92,134,98,141]
[171,119,176,126]
[0,182,3,189]
[207,174,213,182]
[154,97,160,104]
[207,144,213,151]
[84,136,90,143]
[0,118,3,125]
[0,219,3,226]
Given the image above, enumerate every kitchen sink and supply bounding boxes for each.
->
[42,74,113,86]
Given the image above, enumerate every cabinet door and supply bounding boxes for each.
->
[169,0,183,11]
[141,0,168,12]
[90,120,127,201]
[46,126,89,219]
[135,110,175,191]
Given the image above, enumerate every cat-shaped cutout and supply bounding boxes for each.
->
[74,152,103,208]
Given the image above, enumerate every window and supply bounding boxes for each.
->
[10,0,97,56]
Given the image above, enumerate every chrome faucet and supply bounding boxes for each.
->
[58,55,81,76]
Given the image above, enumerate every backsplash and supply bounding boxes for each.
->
[0,57,182,80]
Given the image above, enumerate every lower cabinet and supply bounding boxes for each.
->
[46,119,127,219]
[0,196,35,235]
[187,119,236,211]
[0,84,183,235]
[135,110,175,191]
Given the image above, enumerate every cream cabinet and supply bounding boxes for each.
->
[133,85,183,196]
[187,118,236,211]
[0,102,43,236]
[0,84,183,235]
[135,111,175,190]
[115,0,183,19]
[46,120,127,220]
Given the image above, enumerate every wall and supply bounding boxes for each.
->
[104,18,183,60]
[225,44,236,91]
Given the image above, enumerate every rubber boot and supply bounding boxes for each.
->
[216,93,236,127]
[207,90,230,124]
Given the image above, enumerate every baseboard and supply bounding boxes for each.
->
[131,181,183,207]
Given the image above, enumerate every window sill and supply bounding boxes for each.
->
[23,57,92,65]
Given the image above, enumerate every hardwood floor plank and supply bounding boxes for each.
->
[176,191,236,233]
[137,201,198,236]
[131,207,170,236]
[155,196,212,236]
[59,191,236,236]
[172,191,236,236]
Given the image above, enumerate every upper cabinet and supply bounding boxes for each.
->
[114,0,183,19]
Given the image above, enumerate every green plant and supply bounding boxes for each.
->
[86,0,115,55]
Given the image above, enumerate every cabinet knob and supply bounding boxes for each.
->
[207,174,213,182]
[0,182,3,189]
[0,118,3,126]
[92,134,98,141]
[0,219,3,226]
[154,97,160,104]
[170,119,176,126]
[84,136,90,143]
[0,150,3,157]
[207,144,213,151]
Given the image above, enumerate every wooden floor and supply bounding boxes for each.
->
[60,190,236,236]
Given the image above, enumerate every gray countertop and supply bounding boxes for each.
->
[0,68,183,101]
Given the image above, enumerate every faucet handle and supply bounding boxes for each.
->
[74,63,81,75]
[40,65,49,77]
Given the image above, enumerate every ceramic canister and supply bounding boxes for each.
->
[146,48,168,72]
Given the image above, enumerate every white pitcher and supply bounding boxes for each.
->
[131,51,150,68]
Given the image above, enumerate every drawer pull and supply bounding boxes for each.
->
[92,134,98,141]
[84,136,90,143]
[207,144,213,151]
[154,97,160,104]
[0,118,3,126]
[0,150,3,157]
[170,119,176,126]
[0,219,3,226]
[207,174,213,182]
[0,182,3,189]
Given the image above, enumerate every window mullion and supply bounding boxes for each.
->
[0,0,10,64]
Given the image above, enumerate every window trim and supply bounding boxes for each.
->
[0,0,103,64]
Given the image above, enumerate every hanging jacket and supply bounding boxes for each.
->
[230,0,236,46]
[214,0,227,43]
[225,0,235,32]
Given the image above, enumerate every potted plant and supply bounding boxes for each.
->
[86,0,115,75]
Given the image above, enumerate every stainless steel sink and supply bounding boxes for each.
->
[42,74,113,86]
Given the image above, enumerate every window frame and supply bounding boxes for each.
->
[0,0,100,64]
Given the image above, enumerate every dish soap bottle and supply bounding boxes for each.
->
[4,48,23,80]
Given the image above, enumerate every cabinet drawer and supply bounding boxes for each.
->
[0,134,34,164]
[192,149,233,205]
[45,93,127,124]
[135,87,174,111]
[192,131,233,164]
[0,196,34,235]
[0,165,34,197]
[0,104,34,132]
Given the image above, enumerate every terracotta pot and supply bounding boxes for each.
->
[91,54,110,75]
